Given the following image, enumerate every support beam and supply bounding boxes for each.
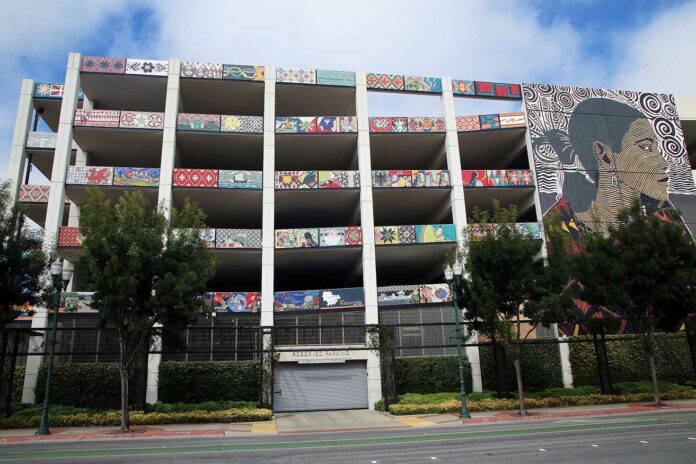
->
[6,79,34,203]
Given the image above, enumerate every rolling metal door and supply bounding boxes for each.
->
[273,361,368,412]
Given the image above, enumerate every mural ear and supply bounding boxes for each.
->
[592,141,613,166]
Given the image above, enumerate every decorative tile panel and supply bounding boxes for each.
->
[66,166,114,185]
[344,226,363,246]
[177,113,221,131]
[275,117,317,133]
[420,283,452,303]
[479,114,501,130]
[180,62,223,79]
[466,223,542,241]
[274,290,321,311]
[113,167,160,187]
[369,117,393,133]
[387,170,413,187]
[316,69,356,87]
[61,292,96,313]
[397,225,416,244]
[34,83,65,99]
[318,171,359,188]
[74,109,120,128]
[58,227,83,247]
[372,170,389,188]
[119,111,164,129]
[220,115,263,133]
[319,287,365,309]
[506,170,535,187]
[26,132,78,150]
[275,171,318,189]
[404,76,442,93]
[274,229,298,248]
[125,58,168,76]
[173,169,218,187]
[316,116,339,133]
[474,81,495,96]
[375,225,399,245]
[319,227,346,247]
[452,79,475,95]
[455,115,481,132]
[276,68,316,84]
[377,285,421,306]
[213,292,260,312]
[499,112,526,128]
[81,56,126,74]
[197,229,216,248]
[493,83,522,99]
[222,64,264,81]
[392,117,408,132]
[412,170,450,187]
[407,117,445,133]
[366,73,405,90]
[415,224,456,243]
[275,228,320,248]
[18,185,50,203]
[215,228,262,248]
[218,170,262,189]
[339,116,358,132]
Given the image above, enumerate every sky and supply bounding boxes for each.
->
[1,0,695,180]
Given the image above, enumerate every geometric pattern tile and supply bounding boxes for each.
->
[222,64,265,81]
[420,283,452,303]
[119,111,164,129]
[392,117,408,132]
[176,113,221,131]
[492,82,522,99]
[397,225,416,244]
[319,227,347,247]
[506,170,535,187]
[212,291,261,313]
[34,82,66,99]
[173,169,218,187]
[456,115,481,132]
[369,117,393,133]
[18,185,51,203]
[218,170,262,189]
[499,112,526,128]
[404,76,442,93]
[375,225,400,245]
[339,116,358,132]
[318,171,359,189]
[81,56,126,74]
[113,167,160,187]
[74,109,120,128]
[412,170,450,187]
[215,228,262,248]
[275,117,317,133]
[474,81,495,96]
[198,229,216,248]
[371,170,390,187]
[180,62,224,79]
[66,166,114,185]
[58,226,83,247]
[316,69,356,87]
[276,68,316,84]
[407,117,446,133]
[275,171,318,189]
[344,226,363,246]
[274,229,299,248]
[26,132,78,150]
[316,116,340,133]
[220,115,263,133]
[125,58,169,76]
[479,114,501,130]
[451,79,475,95]
[366,73,405,90]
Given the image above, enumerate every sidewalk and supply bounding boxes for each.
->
[1,399,695,444]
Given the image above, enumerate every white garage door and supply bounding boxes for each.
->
[273,361,368,412]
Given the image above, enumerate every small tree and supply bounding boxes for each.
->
[570,199,696,405]
[80,189,215,431]
[463,201,572,415]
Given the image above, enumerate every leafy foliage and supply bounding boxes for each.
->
[158,361,261,404]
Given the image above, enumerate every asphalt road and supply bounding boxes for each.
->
[1,410,696,463]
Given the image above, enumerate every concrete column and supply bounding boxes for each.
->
[441,77,482,392]
[356,71,382,408]
[5,79,34,203]
[558,334,574,388]
[21,308,48,403]
[146,324,163,404]
[158,59,180,220]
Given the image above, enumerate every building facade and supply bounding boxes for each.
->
[6,53,696,412]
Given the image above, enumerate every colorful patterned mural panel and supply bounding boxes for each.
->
[58,226,83,247]
[119,111,164,129]
[113,167,160,187]
[74,109,120,128]
[34,83,67,99]
[218,170,262,189]
[62,292,96,313]
[412,170,450,187]
[176,113,221,131]
[213,292,260,313]
[275,117,317,133]
[274,290,322,311]
[377,285,421,306]
[372,170,413,188]
[392,117,408,132]
[315,69,356,87]
[125,58,169,76]
[220,115,263,133]
[344,226,363,246]
[215,228,262,248]
[368,117,393,133]
[404,76,442,93]
[81,56,126,74]
[18,185,50,203]
[275,171,318,189]
[522,83,695,244]
[318,171,359,188]
[319,227,346,247]
[455,115,481,132]
[197,229,216,248]
[339,116,358,132]
[26,132,78,150]
[420,283,453,303]
[173,169,218,187]
[66,166,114,185]
[316,116,340,133]
[319,287,365,309]
[465,223,543,241]
[452,79,475,96]
[499,112,526,128]
[222,64,264,81]
[180,62,224,79]
[407,117,446,133]
[397,225,416,244]
[275,228,320,248]
[462,170,534,188]
[276,68,316,84]
[415,224,456,243]
[375,225,399,245]
[366,73,405,91]
[479,114,501,130]
[368,117,443,133]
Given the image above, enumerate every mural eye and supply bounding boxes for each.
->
[637,138,654,152]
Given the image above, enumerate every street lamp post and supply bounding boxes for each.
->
[35,258,72,436]
[444,261,471,419]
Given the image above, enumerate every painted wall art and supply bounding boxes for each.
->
[276,68,316,84]
[119,111,164,130]
[74,109,120,128]
[125,59,168,76]
[319,287,365,309]
[176,113,221,131]
[180,62,224,79]
[173,169,218,188]
[274,290,321,311]
[18,185,50,203]
[318,171,359,189]
[420,283,453,303]
[81,56,126,74]
[319,227,346,247]
[220,115,263,133]
[316,69,355,87]
[415,224,456,243]
[275,171,318,189]
[66,166,114,185]
[223,64,264,81]
[377,285,421,306]
[213,292,260,313]
[58,226,83,247]
[462,170,534,188]
[215,229,262,248]
[218,170,262,189]
[113,167,160,187]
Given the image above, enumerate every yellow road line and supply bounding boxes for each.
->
[251,421,278,434]
[396,416,435,427]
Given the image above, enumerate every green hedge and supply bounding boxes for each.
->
[479,342,564,392]
[0,365,25,403]
[395,356,473,394]
[158,361,261,404]
[569,335,696,386]
[35,363,121,409]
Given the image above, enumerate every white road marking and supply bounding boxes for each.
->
[591,444,599,447]
[431,458,438,460]
[689,437,696,440]
[640,440,649,444]
[371,461,377,463]
[539,448,546,452]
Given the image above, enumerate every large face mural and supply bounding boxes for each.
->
[523,84,696,243]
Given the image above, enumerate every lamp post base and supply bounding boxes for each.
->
[35,427,50,436]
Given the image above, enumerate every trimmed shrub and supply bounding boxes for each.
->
[158,361,261,404]
[0,365,25,403]
[569,335,696,387]
[479,342,564,392]
[35,363,121,409]
[148,400,258,413]
[395,356,472,395]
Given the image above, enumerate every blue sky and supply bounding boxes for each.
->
[1,0,695,179]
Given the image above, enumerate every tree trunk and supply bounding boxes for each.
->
[645,321,661,406]
[513,358,528,415]
[491,337,508,398]
[118,340,130,432]
[592,327,613,394]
